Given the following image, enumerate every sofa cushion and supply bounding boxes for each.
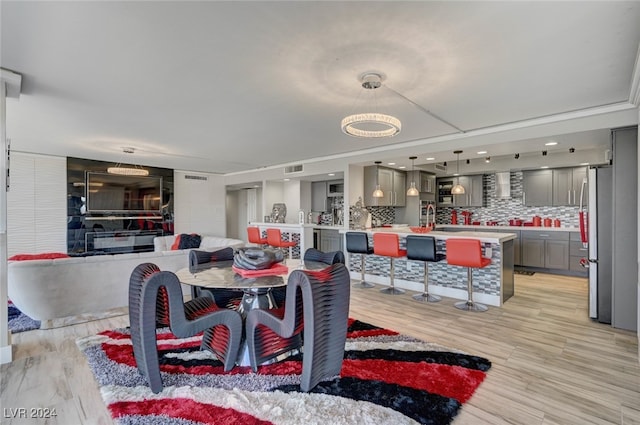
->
[178,233,201,249]
[171,234,182,250]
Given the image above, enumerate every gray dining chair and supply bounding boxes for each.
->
[128,262,243,393]
[271,248,345,306]
[245,262,351,392]
[189,247,243,309]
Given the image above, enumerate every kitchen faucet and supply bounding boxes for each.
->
[425,204,436,229]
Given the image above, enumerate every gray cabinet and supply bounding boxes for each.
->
[569,232,588,276]
[364,166,406,206]
[521,230,569,269]
[438,175,483,207]
[453,175,483,207]
[497,229,520,266]
[552,167,588,206]
[523,169,553,206]
[319,229,342,252]
[407,171,436,193]
[311,181,328,211]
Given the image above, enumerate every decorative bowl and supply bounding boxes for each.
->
[409,226,432,233]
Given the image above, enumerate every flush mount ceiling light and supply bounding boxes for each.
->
[107,147,149,176]
[341,73,401,138]
[372,161,384,198]
[407,156,419,197]
[451,150,466,195]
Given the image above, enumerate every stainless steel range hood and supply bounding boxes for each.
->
[495,172,511,198]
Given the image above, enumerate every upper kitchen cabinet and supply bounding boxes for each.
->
[436,175,483,207]
[364,166,406,206]
[407,170,436,194]
[552,167,588,206]
[311,181,328,211]
[311,179,344,212]
[523,169,553,206]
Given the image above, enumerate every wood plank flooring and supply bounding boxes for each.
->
[2,272,639,424]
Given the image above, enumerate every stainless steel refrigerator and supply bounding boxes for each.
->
[587,166,612,323]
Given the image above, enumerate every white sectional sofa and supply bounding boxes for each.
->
[8,234,244,329]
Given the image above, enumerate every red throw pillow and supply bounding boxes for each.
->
[9,252,70,261]
[171,234,182,250]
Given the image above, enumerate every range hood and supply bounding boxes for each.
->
[495,172,511,198]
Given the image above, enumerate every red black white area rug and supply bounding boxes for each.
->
[77,319,491,425]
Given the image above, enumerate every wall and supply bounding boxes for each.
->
[7,153,66,256]
[174,170,226,236]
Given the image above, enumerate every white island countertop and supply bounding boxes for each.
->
[437,224,580,232]
[340,226,517,244]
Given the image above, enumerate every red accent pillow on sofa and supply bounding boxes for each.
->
[171,235,182,250]
[9,252,70,261]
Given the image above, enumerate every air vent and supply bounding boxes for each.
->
[435,163,447,172]
[184,174,208,181]
[284,164,304,174]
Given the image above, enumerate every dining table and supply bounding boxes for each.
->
[175,258,329,366]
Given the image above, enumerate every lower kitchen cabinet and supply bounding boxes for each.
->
[569,232,589,276]
[319,229,342,253]
[521,230,569,270]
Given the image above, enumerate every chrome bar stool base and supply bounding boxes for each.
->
[454,300,488,312]
[380,286,405,295]
[413,292,441,303]
[353,280,375,289]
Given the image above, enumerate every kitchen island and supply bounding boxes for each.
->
[341,227,517,306]
[248,222,346,258]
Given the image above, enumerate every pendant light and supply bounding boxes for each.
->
[406,156,419,196]
[451,150,465,195]
[372,161,384,198]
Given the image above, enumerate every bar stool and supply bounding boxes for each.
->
[446,238,491,312]
[266,228,297,259]
[346,232,375,288]
[247,226,267,247]
[373,233,406,295]
[405,235,445,303]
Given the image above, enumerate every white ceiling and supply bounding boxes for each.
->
[2,1,639,175]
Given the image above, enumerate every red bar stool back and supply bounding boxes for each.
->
[247,226,267,247]
[373,233,407,295]
[266,228,297,259]
[446,238,491,312]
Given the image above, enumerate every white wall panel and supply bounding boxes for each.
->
[7,153,66,255]
[174,171,227,236]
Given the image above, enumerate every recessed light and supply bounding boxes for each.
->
[398,166,406,169]
[580,162,589,166]
[387,162,396,166]
[328,173,335,176]
[477,151,487,155]
[426,157,435,161]
[283,178,290,181]
[545,141,558,146]
[540,166,549,169]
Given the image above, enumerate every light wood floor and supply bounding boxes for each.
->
[2,273,639,424]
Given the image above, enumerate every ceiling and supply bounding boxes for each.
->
[2,1,640,176]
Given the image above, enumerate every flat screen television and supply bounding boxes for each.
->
[85,172,163,214]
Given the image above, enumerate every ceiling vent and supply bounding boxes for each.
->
[184,174,208,181]
[284,164,304,174]
[434,163,447,172]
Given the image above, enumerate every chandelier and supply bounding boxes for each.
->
[341,73,401,138]
[107,147,149,176]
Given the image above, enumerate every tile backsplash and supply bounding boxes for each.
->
[435,171,581,227]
